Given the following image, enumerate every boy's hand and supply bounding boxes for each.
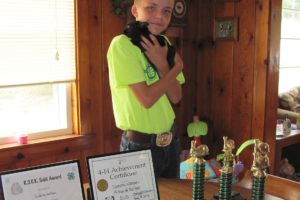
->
[141,34,169,73]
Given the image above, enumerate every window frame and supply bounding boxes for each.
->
[279,0,300,93]
[0,0,79,145]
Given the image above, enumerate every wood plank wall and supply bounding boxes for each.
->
[0,0,281,182]
[195,0,279,172]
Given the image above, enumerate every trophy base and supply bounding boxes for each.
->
[213,191,245,200]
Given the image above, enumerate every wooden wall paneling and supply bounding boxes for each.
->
[101,0,124,153]
[210,2,235,155]
[0,150,29,171]
[0,135,93,172]
[56,151,81,162]
[16,141,84,162]
[0,149,27,167]
[77,0,92,135]
[177,0,199,150]
[215,2,235,17]
[3,149,35,171]
[0,163,16,173]
[211,41,234,155]
[30,156,57,167]
[251,0,269,143]
[265,0,282,174]
[88,0,104,153]
[196,0,214,146]
[231,0,256,168]
[210,0,279,171]
[14,160,30,169]
[80,149,97,182]
[197,0,214,118]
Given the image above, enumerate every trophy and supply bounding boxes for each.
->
[186,136,270,200]
[190,140,209,200]
[213,136,244,200]
[251,139,270,200]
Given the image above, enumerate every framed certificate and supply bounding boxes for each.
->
[0,160,85,200]
[86,149,159,200]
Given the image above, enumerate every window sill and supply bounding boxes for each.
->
[0,134,94,151]
[0,134,95,175]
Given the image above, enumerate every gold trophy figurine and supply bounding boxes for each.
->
[251,139,270,200]
[190,140,209,200]
[222,136,235,170]
[190,140,209,162]
[251,139,270,177]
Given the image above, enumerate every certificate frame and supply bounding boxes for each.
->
[0,160,85,200]
[86,149,159,200]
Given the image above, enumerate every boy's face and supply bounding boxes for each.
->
[131,0,175,35]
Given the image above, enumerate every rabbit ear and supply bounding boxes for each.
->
[156,35,166,46]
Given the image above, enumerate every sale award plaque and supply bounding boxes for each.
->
[0,160,85,200]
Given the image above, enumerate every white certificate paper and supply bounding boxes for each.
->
[0,160,84,200]
[87,149,159,200]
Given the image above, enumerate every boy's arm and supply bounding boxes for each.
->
[158,53,183,104]
[129,55,183,108]
[137,35,183,105]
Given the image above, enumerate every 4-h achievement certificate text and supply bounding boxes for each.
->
[87,149,158,200]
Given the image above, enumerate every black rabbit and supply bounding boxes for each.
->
[124,21,175,71]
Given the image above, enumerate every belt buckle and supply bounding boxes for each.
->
[156,132,172,147]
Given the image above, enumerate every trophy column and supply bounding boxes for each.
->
[213,136,244,200]
[190,140,209,200]
[218,136,235,199]
[251,139,270,200]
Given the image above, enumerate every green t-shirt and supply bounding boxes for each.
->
[107,34,185,134]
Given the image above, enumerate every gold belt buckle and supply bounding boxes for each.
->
[156,132,173,147]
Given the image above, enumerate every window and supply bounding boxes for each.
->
[0,0,76,144]
[279,0,300,93]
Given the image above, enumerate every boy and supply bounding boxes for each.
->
[107,0,185,178]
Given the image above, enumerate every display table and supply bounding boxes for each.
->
[84,171,300,199]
